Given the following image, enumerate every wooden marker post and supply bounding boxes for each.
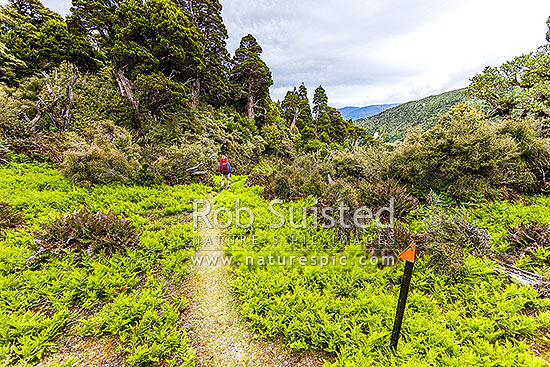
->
[390,241,417,351]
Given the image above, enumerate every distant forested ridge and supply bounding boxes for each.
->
[338,103,398,120]
[355,89,471,141]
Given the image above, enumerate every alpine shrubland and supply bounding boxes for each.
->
[1,0,550,366]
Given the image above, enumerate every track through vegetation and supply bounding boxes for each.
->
[183,193,326,367]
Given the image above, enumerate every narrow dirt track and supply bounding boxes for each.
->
[182,193,328,367]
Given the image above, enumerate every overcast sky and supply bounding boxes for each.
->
[2,0,549,107]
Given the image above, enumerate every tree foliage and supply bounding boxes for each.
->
[71,0,204,115]
[316,107,350,145]
[466,45,550,125]
[297,98,315,143]
[312,85,328,119]
[230,34,273,121]
[0,40,25,83]
[176,0,231,107]
[281,83,366,148]
[281,87,300,129]
[0,0,99,80]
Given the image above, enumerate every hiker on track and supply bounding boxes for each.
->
[219,155,232,189]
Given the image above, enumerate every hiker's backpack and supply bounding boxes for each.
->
[220,157,230,174]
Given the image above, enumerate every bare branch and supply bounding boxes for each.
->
[186,162,204,171]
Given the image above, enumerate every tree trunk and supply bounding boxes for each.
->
[61,66,80,132]
[27,65,79,132]
[114,68,139,112]
[290,107,299,130]
[246,84,255,120]
[186,0,197,23]
[23,104,43,127]
[191,79,200,109]
[247,96,255,120]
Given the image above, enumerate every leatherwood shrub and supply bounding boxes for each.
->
[32,206,140,261]
[391,104,518,201]
[62,120,141,186]
[418,214,491,277]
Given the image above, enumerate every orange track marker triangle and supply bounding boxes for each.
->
[398,241,416,262]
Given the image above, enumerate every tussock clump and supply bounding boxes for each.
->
[377,225,413,253]
[324,179,360,208]
[504,221,550,248]
[7,134,64,163]
[0,201,25,229]
[31,206,140,262]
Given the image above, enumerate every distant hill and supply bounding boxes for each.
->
[355,89,471,141]
[338,104,399,120]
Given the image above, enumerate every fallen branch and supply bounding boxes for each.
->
[186,163,204,171]
[490,257,550,297]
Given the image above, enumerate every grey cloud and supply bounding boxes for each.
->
[222,0,467,104]
[42,0,72,15]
